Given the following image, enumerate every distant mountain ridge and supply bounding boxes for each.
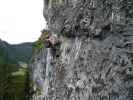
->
[0,39,33,66]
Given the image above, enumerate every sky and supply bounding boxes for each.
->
[0,0,46,44]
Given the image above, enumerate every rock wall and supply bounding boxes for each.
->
[31,0,133,100]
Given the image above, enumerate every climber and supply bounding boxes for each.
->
[45,33,61,58]
[46,34,61,45]
[41,29,61,48]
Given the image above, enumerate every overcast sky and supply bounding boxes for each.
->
[0,0,46,44]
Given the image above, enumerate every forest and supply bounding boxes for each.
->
[0,43,31,100]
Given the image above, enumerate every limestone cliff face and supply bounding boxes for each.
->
[32,0,133,100]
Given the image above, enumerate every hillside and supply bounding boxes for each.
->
[0,39,33,66]
[0,39,32,100]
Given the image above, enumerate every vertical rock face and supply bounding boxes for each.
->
[32,0,133,100]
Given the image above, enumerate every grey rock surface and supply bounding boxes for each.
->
[32,0,133,100]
